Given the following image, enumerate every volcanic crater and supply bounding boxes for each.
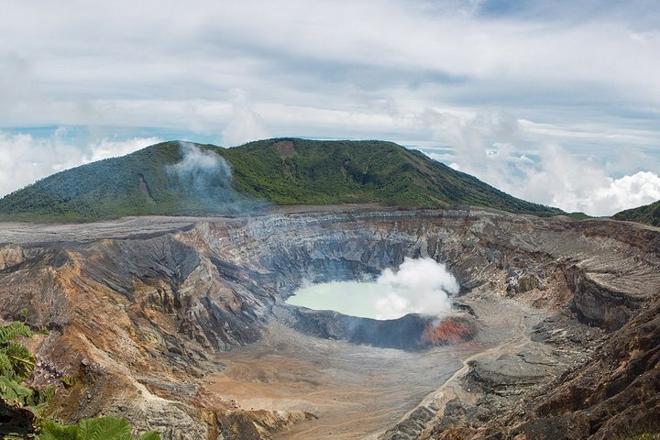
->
[0,205,658,439]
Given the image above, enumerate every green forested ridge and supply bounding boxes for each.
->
[612,200,660,227]
[0,138,562,222]
[0,142,226,222]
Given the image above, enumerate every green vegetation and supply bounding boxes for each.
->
[1,320,48,438]
[0,321,159,440]
[612,200,660,227]
[218,139,561,215]
[0,138,562,222]
[565,211,591,220]
[40,417,160,440]
[0,322,45,412]
[0,142,219,222]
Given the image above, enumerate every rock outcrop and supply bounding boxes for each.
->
[0,206,657,439]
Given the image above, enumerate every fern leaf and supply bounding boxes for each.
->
[37,417,160,440]
[4,341,36,380]
[38,420,79,440]
[77,416,132,440]
[0,322,32,344]
[0,375,34,407]
[0,351,13,377]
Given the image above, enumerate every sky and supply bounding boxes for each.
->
[1,0,659,216]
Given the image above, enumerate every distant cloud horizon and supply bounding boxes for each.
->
[1,0,659,215]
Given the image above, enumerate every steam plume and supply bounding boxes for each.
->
[374,257,458,319]
[168,142,233,191]
[288,257,459,320]
[166,141,266,214]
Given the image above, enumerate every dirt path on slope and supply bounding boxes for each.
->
[372,302,542,439]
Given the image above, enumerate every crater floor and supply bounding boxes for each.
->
[203,291,546,439]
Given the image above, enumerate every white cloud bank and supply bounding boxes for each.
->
[0,131,161,197]
[422,110,660,216]
[594,172,660,213]
[523,149,660,216]
[0,1,658,215]
[221,90,271,146]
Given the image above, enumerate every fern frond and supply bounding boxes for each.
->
[4,341,36,380]
[29,384,57,416]
[77,416,132,440]
[37,416,161,440]
[0,351,13,377]
[0,322,32,344]
[38,420,79,440]
[0,375,34,407]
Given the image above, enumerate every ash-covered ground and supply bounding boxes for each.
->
[0,206,658,439]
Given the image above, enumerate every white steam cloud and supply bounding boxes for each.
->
[165,141,267,214]
[374,257,458,319]
[288,257,458,320]
[168,142,232,190]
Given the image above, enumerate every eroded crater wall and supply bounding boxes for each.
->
[0,208,657,439]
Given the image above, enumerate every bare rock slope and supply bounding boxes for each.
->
[0,206,658,439]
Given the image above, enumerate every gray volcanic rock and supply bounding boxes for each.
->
[272,305,438,350]
[463,349,563,396]
[0,206,658,439]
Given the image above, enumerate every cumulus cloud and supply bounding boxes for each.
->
[519,146,660,216]
[0,0,658,212]
[595,172,660,211]
[419,109,660,216]
[221,89,270,146]
[0,130,161,197]
[86,136,162,162]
